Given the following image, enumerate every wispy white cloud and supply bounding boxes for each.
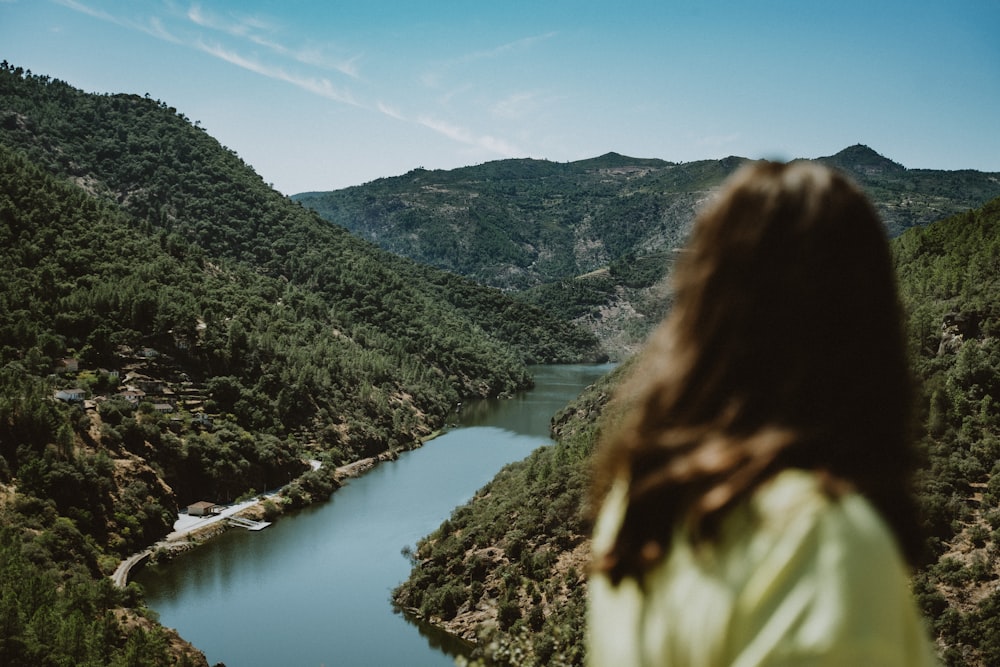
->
[53,0,114,22]
[57,0,363,95]
[55,0,181,42]
[461,31,558,63]
[492,91,539,120]
[417,116,523,157]
[196,41,361,106]
[377,101,406,121]
[186,3,361,79]
[187,4,286,53]
[145,16,182,44]
[417,116,471,144]
[422,31,558,93]
[292,46,361,79]
[187,4,278,38]
[478,134,525,157]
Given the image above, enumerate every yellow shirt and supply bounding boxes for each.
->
[587,469,939,667]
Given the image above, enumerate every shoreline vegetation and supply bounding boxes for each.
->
[113,430,443,588]
[389,369,621,666]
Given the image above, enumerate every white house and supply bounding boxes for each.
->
[54,388,86,403]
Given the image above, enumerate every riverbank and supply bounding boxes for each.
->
[112,433,443,588]
[135,365,611,667]
[111,490,286,588]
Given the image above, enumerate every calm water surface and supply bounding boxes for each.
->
[137,364,614,667]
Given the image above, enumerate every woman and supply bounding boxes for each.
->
[587,161,938,666]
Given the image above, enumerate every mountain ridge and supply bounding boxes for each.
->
[295,144,1000,292]
[295,145,1000,359]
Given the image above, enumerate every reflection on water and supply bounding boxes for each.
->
[401,609,476,658]
[455,364,615,437]
[137,364,614,667]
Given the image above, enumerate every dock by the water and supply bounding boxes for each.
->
[225,516,271,531]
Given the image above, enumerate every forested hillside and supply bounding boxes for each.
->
[396,196,1000,666]
[296,147,1000,359]
[294,153,714,291]
[896,197,1000,666]
[0,62,598,665]
[0,61,600,461]
[296,147,1000,291]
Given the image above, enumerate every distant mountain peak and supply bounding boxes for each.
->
[573,152,672,169]
[822,144,906,173]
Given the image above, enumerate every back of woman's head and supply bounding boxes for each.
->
[594,160,920,583]
[664,160,909,451]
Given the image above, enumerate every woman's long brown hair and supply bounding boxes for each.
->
[592,161,922,585]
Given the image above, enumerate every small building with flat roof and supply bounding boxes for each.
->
[187,501,219,516]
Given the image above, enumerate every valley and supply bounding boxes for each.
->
[2,59,1000,666]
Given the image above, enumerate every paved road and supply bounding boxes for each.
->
[111,549,152,588]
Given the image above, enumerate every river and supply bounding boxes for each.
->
[136,363,614,667]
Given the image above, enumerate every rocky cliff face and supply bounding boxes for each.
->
[938,311,981,356]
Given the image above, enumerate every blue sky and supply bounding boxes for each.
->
[2,0,998,195]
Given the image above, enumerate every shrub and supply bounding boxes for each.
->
[497,600,521,630]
